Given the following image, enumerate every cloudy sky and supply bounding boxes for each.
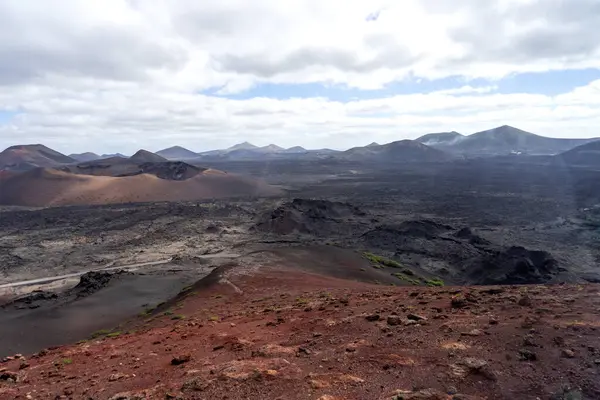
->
[0,0,599,154]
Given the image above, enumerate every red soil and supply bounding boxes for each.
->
[0,168,282,206]
[2,267,599,400]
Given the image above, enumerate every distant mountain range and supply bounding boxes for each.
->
[416,126,598,156]
[2,126,599,170]
[69,152,127,161]
[341,140,452,162]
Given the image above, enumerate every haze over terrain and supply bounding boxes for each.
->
[2,2,600,400]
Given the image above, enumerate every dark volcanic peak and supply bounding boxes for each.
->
[283,146,308,153]
[227,141,257,151]
[258,144,285,152]
[342,139,452,162]
[416,131,464,146]
[100,153,127,159]
[129,149,168,163]
[156,146,199,160]
[69,152,100,162]
[449,125,598,156]
[4,144,75,164]
[556,139,600,165]
[366,142,380,147]
[0,144,75,170]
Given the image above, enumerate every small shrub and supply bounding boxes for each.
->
[391,272,421,285]
[363,252,402,268]
[426,278,445,287]
[106,331,121,338]
[90,329,111,339]
[208,315,219,322]
[172,314,186,320]
[61,358,73,365]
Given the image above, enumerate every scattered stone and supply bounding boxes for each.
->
[554,336,566,346]
[310,379,330,389]
[462,357,487,369]
[447,386,458,395]
[461,329,483,337]
[518,349,537,361]
[404,319,419,326]
[451,296,467,308]
[0,370,18,382]
[365,314,380,322]
[109,391,148,400]
[489,318,499,325]
[561,349,575,358]
[297,347,311,356]
[452,358,497,381]
[182,377,212,392]
[392,388,447,399]
[518,294,532,307]
[108,373,126,382]
[387,316,402,326]
[171,354,191,365]
[523,335,537,347]
[407,313,427,321]
[521,316,537,329]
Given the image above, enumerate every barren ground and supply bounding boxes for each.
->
[2,266,599,400]
[1,158,600,399]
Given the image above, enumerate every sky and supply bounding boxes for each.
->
[0,0,600,154]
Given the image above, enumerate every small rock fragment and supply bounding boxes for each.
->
[0,370,18,382]
[365,314,380,322]
[297,347,311,356]
[171,354,191,365]
[407,313,427,321]
[518,349,537,361]
[387,316,402,326]
[108,373,126,382]
[461,329,483,337]
[561,349,575,358]
[182,377,212,392]
[518,294,532,307]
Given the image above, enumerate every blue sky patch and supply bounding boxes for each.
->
[203,69,600,102]
[0,110,18,124]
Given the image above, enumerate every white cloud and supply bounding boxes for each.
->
[1,79,600,154]
[0,0,599,153]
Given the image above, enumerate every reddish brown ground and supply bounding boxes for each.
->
[1,267,600,400]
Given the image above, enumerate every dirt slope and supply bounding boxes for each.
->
[1,266,598,400]
[0,168,282,206]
